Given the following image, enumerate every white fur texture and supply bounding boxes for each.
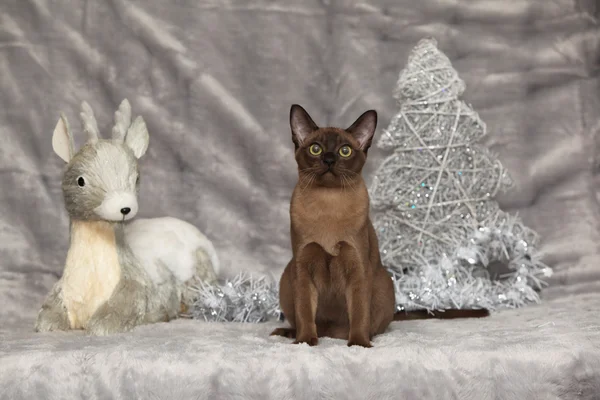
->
[61,221,121,329]
[124,216,220,285]
[94,192,138,221]
[3,294,600,399]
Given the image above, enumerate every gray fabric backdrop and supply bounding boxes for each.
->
[1,0,600,330]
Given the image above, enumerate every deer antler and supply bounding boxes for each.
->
[112,99,132,142]
[79,101,100,142]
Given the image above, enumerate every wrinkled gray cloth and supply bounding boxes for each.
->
[1,0,599,399]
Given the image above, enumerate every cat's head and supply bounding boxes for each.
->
[52,99,149,222]
[289,104,377,188]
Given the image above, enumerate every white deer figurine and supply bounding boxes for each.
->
[35,99,219,335]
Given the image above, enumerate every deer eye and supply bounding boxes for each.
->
[77,176,85,187]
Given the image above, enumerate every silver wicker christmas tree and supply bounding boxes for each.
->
[370,38,552,312]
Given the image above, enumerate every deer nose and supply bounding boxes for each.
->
[120,207,131,215]
[323,152,336,167]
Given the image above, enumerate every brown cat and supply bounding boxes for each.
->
[271,105,490,348]
[270,105,395,348]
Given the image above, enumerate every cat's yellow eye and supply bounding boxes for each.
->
[309,144,322,156]
[339,145,352,158]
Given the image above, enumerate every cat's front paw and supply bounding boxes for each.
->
[271,327,296,339]
[34,309,70,333]
[293,336,319,346]
[347,335,372,348]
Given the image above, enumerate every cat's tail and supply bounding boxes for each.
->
[394,309,489,321]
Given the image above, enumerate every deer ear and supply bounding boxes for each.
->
[52,114,74,163]
[346,110,377,152]
[125,116,149,159]
[290,104,318,148]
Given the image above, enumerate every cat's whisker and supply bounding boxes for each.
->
[343,169,359,178]
[341,172,358,194]
[298,167,318,188]
[298,171,318,194]
[301,175,312,193]
[342,175,350,194]
[348,178,357,194]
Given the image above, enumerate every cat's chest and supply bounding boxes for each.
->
[291,189,368,255]
[60,221,122,329]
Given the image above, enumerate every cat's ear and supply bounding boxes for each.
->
[290,104,318,148]
[346,110,377,152]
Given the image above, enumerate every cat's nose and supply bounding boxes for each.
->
[120,207,131,215]
[323,152,336,167]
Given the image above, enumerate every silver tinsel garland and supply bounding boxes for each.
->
[191,273,281,323]
[371,37,552,312]
[191,37,553,323]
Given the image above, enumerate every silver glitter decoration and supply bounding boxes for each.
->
[191,272,281,323]
[370,38,552,312]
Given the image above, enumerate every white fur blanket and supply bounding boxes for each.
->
[1,294,599,399]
